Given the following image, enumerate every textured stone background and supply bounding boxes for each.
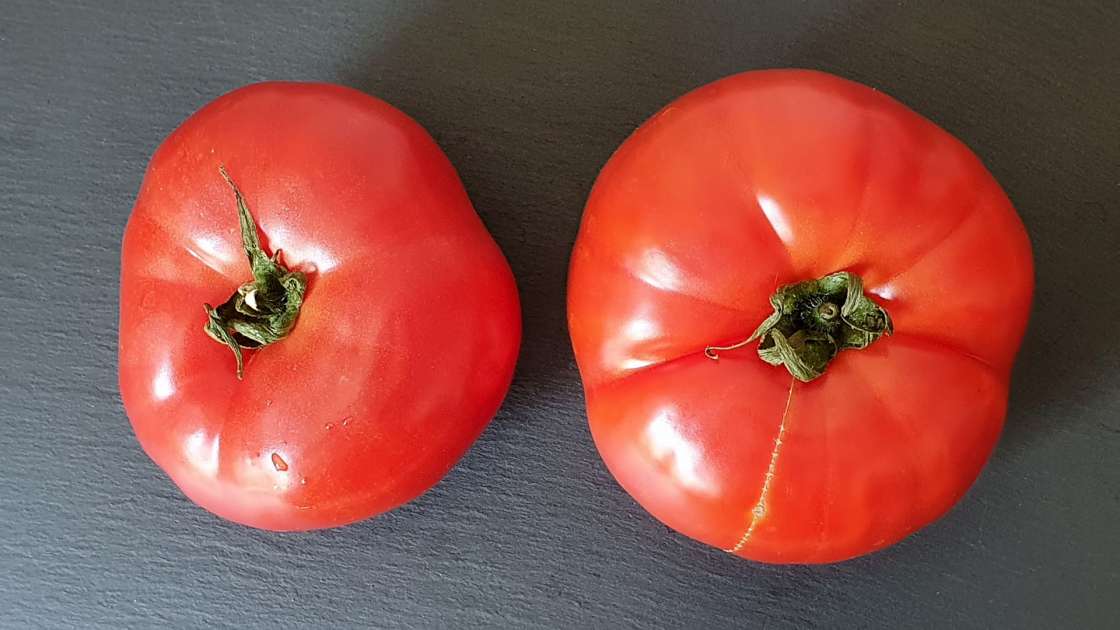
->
[1,1,1117,628]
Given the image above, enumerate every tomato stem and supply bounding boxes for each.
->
[202,166,307,379]
[704,271,892,382]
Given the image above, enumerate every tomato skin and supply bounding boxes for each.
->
[568,70,1033,563]
[120,82,520,531]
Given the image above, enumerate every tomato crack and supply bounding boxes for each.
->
[725,378,796,554]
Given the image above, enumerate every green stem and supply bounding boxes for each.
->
[203,166,307,379]
[705,271,892,382]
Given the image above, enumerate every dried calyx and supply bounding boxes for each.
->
[203,166,307,379]
[705,271,892,382]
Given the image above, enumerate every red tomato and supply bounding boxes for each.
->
[568,70,1033,563]
[120,82,520,531]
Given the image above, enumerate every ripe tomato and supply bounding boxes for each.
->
[568,70,1033,563]
[120,83,520,531]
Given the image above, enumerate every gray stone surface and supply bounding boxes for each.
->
[1,1,1117,627]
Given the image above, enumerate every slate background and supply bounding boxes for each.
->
[1,1,1117,628]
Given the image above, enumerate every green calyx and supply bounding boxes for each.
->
[203,166,307,379]
[705,271,892,382]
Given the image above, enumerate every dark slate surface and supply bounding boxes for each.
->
[1,1,1117,628]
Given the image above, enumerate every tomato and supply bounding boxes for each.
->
[120,82,520,531]
[568,70,1033,563]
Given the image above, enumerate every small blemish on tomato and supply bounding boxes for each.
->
[271,453,289,472]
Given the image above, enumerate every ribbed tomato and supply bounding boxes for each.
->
[120,83,520,530]
[568,69,1033,563]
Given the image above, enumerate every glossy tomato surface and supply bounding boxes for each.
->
[568,70,1033,563]
[120,82,520,530]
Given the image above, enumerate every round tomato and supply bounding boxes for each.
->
[568,69,1033,563]
[120,82,520,531]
